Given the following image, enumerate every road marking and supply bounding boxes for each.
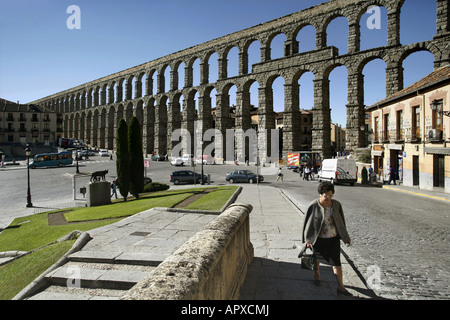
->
[382,186,450,202]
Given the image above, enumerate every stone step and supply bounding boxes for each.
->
[28,285,126,300]
[68,250,166,266]
[43,261,156,291]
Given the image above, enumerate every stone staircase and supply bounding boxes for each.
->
[26,250,160,300]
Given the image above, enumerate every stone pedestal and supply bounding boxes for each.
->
[86,181,111,207]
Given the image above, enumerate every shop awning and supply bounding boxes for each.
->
[424,147,450,155]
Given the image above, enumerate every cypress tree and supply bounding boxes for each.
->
[128,116,144,199]
[116,118,130,201]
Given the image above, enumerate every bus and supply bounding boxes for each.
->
[29,151,73,169]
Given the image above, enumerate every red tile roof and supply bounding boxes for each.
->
[367,65,450,110]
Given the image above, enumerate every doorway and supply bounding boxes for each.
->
[412,155,419,186]
[433,155,445,189]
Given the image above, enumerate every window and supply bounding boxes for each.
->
[432,100,443,131]
[383,113,389,141]
[412,106,420,140]
[374,116,379,141]
[396,110,403,140]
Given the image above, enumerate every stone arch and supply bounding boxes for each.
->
[294,23,317,54]
[243,38,261,75]
[267,32,287,60]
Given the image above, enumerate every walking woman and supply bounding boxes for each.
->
[302,181,353,296]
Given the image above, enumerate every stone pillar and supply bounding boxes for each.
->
[181,95,196,155]
[239,51,249,75]
[195,94,213,158]
[348,21,360,53]
[185,65,193,88]
[154,99,167,154]
[346,72,365,151]
[200,62,209,85]
[108,85,115,104]
[312,78,332,159]
[387,10,400,47]
[234,90,253,163]
[218,57,227,80]
[215,92,231,162]
[143,105,155,155]
[283,83,301,159]
[145,75,153,96]
[436,0,449,36]
[125,79,132,101]
[167,99,181,155]
[258,86,276,164]
[116,83,123,103]
[385,64,403,97]
[135,80,142,99]
[86,181,111,207]
[171,70,178,92]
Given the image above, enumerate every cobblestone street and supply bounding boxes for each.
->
[279,175,450,300]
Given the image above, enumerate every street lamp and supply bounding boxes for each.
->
[74,140,80,174]
[431,99,450,117]
[25,145,33,208]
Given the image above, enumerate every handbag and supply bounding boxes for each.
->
[298,244,317,270]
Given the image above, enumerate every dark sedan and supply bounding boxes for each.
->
[170,170,207,185]
[151,154,166,161]
[226,170,263,184]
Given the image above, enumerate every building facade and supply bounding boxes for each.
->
[0,99,60,158]
[367,66,450,193]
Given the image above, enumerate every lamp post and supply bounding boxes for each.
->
[25,145,33,208]
[431,99,450,117]
[75,140,80,174]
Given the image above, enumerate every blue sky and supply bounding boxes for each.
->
[0,0,438,127]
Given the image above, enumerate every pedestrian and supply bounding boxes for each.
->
[302,181,353,296]
[362,166,368,184]
[368,166,374,185]
[304,166,310,181]
[110,154,113,161]
[111,179,118,199]
[276,168,283,181]
[387,166,396,185]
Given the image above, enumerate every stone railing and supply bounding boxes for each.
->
[121,203,254,300]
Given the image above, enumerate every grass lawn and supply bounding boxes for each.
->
[0,185,238,300]
[0,240,76,300]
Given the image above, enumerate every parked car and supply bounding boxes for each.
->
[99,150,109,157]
[80,150,95,156]
[317,158,357,185]
[170,156,183,166]
[195,155,215,165]
[226,170,263,184]
[151,154,165,161]
[170,170,207,185]
[181,154,193,166]
[144,176,152,185]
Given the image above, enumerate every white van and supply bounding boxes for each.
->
[318,158,357,186]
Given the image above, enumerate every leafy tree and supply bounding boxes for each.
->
[116,119,130,201]
[128,116,144,199]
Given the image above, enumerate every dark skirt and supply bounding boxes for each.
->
[314,236,341,267]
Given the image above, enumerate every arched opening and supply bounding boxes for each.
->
[359,5,388,50]
[226,46,239,78]
[247,40,261,74]
[270,33,287,60]
[176,61,185,90]
[296,25,316,53]
[326,16,349,55]
[400,0,436,45]
[208,52,219,83]
[192,58,201,87]
[329,65,348,128]
[402,50,435,88]
[362,58,387,106]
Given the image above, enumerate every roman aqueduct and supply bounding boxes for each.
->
[31,0,449,162]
